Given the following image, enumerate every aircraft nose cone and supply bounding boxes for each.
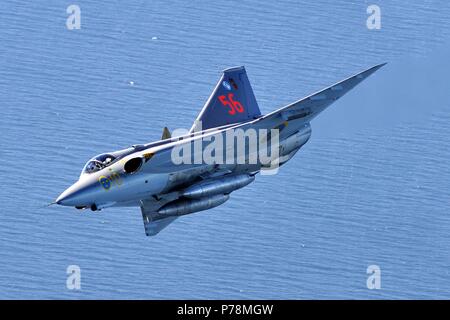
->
[56,185,79,206]
[56,180,93,206]
[55,190,73,206]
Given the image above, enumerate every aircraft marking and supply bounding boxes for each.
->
[99,171,123,191]
[218,93,244,115]
[222,80,231,90]
[99,176,111,190]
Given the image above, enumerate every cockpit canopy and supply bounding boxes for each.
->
[81,153,117,175]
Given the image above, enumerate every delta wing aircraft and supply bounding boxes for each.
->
[56,64,385,236]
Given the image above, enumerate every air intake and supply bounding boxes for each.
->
[124,157,143,174]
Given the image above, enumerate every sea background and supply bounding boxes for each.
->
[0,0,450,299]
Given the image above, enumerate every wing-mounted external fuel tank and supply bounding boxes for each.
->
[181,174,255,199]
[156,174,255,217]
[157,194,230,216]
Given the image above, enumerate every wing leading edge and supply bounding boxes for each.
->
[260,63,386,125]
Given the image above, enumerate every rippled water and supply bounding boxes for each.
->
[0,0,449,299]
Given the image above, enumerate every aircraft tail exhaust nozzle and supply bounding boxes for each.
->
[181,174,255,199]
[157,194,229,216]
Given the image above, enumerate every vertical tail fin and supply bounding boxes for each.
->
[161,127,171,140]
[190,66,262,132]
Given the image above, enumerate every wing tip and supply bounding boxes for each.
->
[354,62,387,80]
[368,62,387,73]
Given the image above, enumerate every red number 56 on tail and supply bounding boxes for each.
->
[218,93,244,115]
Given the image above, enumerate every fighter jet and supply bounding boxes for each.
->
[56,64,385,236]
